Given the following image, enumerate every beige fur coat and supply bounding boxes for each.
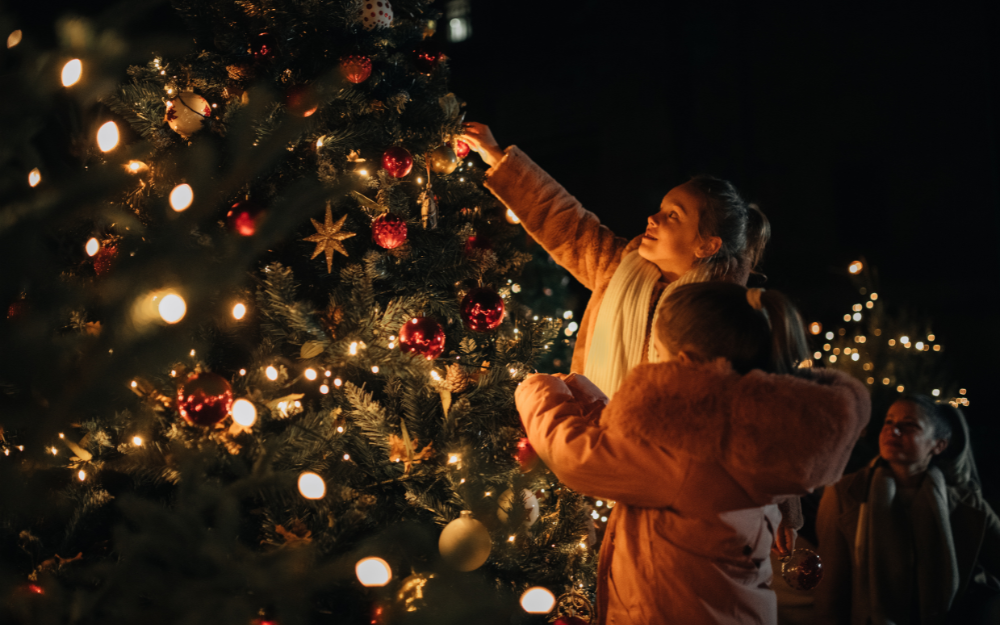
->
[515,361,870,625]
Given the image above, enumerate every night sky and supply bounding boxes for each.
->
[13,1,1000,491]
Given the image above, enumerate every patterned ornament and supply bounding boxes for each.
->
[381,146,413,178]
[395,572,435,613]
[551,590,595,624]
[92,244,118,276]
[303,203,356,273]
[165,92,211,138]
[460,287,504,332]
[371,213,407,249]
[516,437,538,472]
[340,55,372,84]
[177,372,233,426]
[453,139,470,159]
[428,144,459,175]
[226,200,266,236]
[781,549,823,591]
[438,511,491,572]
[285,84,319,117]
[399,317,445,360]
[359,0,393,30]
[497,488,540,526]
[250,32,278,61]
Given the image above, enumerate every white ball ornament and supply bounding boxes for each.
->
[359,0,393,30]
[438,511,491,572]
[165,92,212,138]
[497,488,540,527]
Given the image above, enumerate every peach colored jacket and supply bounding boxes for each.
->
[485,147,749,374]
[515,362,871,625]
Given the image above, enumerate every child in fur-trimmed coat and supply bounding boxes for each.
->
[515,283,871,625]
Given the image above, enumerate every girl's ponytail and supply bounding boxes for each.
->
[757,289,810,375]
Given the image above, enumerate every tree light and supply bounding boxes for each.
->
[97,121,119,152]
[319,384,329,394]
[298,471,326,499]
[932,389,940,397]
[61,59,82,87]
[28,168,41,187]
[158,293,186,324]
[85,238,100,256]
[848,260,863,274]
[304,368,317,380]
[900,336,909,344]
[170,184,194,212]
[355,557,392,587]
[232,303,246,320]
[809,322,822,335]
[232,399,257,427]
[265,366,279,381]
[506,208,521,224]
[520,587,556,614]
[77,470,86,481]
[126,160,148,173]
[7,30,22,48]
[132,436,143,446]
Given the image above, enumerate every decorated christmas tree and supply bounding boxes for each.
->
[0,2,594,623]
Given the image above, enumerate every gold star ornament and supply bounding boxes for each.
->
[303,203,356,273]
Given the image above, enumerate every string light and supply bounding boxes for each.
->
[883,378,890,385]
[933,345,941,352]
[97,121,119,152]
[232,399,257,427]
[7,30,22,48]
[928,334,936,341]
[265,366,279,381]
[896,385,905,392]
[304,368,317,381]
[158,293,186,324]
[169,184,193,211]
[809,322,822,335]
[28,168,41,187]
[813,351,822,359]
[298,472,326,499]
[343,453,350,460]
[319,384,329,394]
[915,341,924,350]
[866,301,874,309]
[355,557,392,587]
[239,369,247,376]
[448,454,460,464]
[506,208,521,224]
[520,588,556,614]
[900,336,909,344]
[932,389,940,397]
[77,470,86,481]
[337,426,344,433]
[371,365,379,374]
[843,314,851,322]
[232,303,246,320]
[132,436,143,446]
[851,353,859,361]
[959,388,966,395]
[85,238,100,256]
[852,313,861,321]
[848,260,863,274]
[61,59,82,87]
[334,378,342,387]
[349,341,358,355]
[126,160,147,173]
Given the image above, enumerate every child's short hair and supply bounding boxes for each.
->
[654,282,810,374]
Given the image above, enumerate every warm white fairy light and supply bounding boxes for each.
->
[932,389,940,397]
[866,301,874,309]
[239,369,247,376]
[343,453,350,460]
[50,447,58,455]
[829,355,837,363]
[897,385,905,392]
[825,331,834,340]
[169,184,194,212]
[61,59,82,87]
[28,168,41,187]
[298,472,326,499]
[337,426,344,433]
[349,341,358,355]
[851,353,859,361]
[359,169,368,176]
[448,454,460,464]
[319,384,329,394]
[843,314,851,322]
[265,366,279,381]
[933,345,941,352]
[334,378,342,387]
[85,237,100,256]
[232,399,257,427]
[849,260,863,274]
[900,336,909,344]
[355,557,392,587]
[508,535,515,542]
[157,293,186,324]
[852,304,862,312]
[915,341,924,350]
[371,365,379,374]
[430,370,441,382]
[813,351,822,359]
[304,368,317,381]
[416,177,423,184]
[132,436,143,446]
[888,339,896,346]
[232,303,246,320]
[77,470,86,481]
[506,208,521,224]
[97,121,119,152]
[7,30,22,48]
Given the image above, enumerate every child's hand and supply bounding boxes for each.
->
[772,523,797,559]
[459,122,505,167]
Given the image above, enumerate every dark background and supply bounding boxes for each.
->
[13,1,1000,493]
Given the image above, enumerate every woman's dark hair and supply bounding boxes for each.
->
[687,175,771,278]
[897,394,953,442]
[655,282,810,374]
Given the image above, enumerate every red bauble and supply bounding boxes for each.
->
[372,213,407,249]
[177,372,234,426]
[93,245,118,276]
[463,235,492,255]
[340,55,372,84]
[453,139,470,159]
[460,287,504,332]
[381,146,413,178]
[285,84,319,117]
[398,317,445,360]
[227,200,267,236]
[516,437,538,472]
[250,32,279,61]
[553,618,589,625]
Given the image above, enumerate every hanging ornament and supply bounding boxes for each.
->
[371,213,407,249]
[165,92,211,138]
[249,32,279,61]
[460,287,504,332]
[303,203,356,273]
[551,589,595,624]
[395,572,435,613]
[418,160,438,229]
[438,511,491,572]
[398,317,446,360]
[359,0,394,30]
[516,437,538,472]
[453,139,470,159]
[177,372,234,426]
[497,488,540,526]
[340,55,372,84]
[226,200,267,237]
[780,549,823,591]
[428,144,459,175]
[422,19,437,39]
[285,84,320,117]
[414,44,444,73]
[463,234,492,256]
[92,244,118,276]
[381,146,413,178]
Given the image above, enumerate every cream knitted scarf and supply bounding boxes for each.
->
[584,250,710,398]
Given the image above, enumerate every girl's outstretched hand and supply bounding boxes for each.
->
[459,122,505,167]
[772,523,797,559]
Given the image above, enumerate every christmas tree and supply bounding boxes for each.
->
[0,2,595,623]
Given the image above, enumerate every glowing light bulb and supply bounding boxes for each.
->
[915,341,924,350]
[334,378,342,387]
[232,399,257,427]
[355,557,392,587]
[960,388,966,395]
[85,237,100,256]
[825,331,834,340]
[97,121,119,152]
[61,59,82,87]
[897,385,905,392]
[349,342,358,355]
[28,168,41,187]
[7,30,23,48]
[932,389,940,397]
[506,208,521,224]
[520,587,556,614]
[298,471,326,499]
[809,322,822,335]
[126,160,147,173]
[232,303,246,320]
[851,353,859,361]
[448,454,460,464]
[319,384,329,394]
[132,436,143,446]
[304,368,317,380]
[158,293,186,324]
[77,470,86,481]
[871,293,878,300]
[265,366,278,381]
[239,369,247,376]
[371,365,379,374]
[848,260,863,274]
[359,169,368,176]
[900,336,909,344]
[169,184,193,212]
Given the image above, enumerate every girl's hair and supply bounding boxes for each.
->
[655,282,809,375]
[687,175,771,277]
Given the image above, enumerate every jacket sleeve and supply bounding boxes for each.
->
[514,374,687,508]
[484,146,631,291]
[814,485,854,625]
[977,500,1000,577]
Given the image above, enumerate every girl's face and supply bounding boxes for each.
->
[879,400,948,472]
[638,181,721,280]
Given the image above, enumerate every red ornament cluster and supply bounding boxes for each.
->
[398,317,445,360]
[177,372,234,426]
[453,139,470,159]
[371,213,407,249]
[381,146,413,178]
[460,287,504,332]
[340,55,372,84]
[250,32,278,61]
[227,200,266,236]
[516,437,538,472]
[93,244,118,276]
